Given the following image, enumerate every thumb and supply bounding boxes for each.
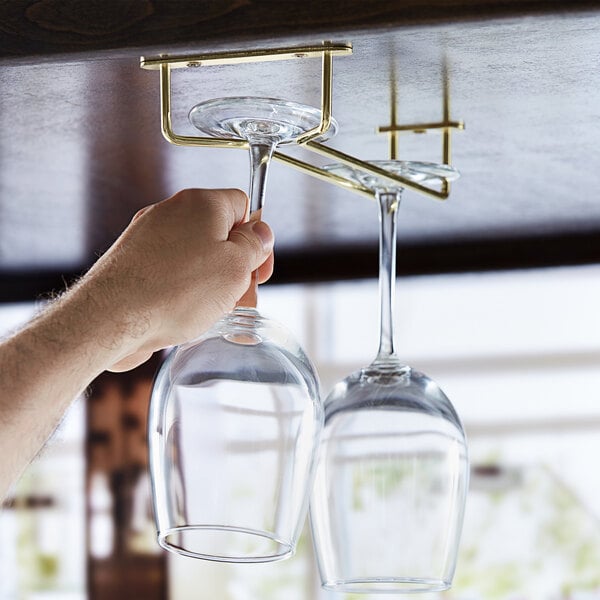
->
[228,220,274,269]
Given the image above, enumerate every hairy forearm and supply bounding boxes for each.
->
[0,281,135,500]
[0,188,274,501]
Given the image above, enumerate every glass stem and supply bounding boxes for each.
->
[375,190,402,364]
[237,140,275,309]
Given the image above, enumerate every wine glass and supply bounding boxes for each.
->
[310,160,469,592]
[148,97,337,563]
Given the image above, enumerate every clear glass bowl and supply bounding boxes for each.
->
[189,96,338,144]
[310,362,469,592]
[149,308,323,562]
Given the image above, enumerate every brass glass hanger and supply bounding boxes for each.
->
[140,41,463,201]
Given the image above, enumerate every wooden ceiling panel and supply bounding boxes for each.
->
[1,4,600,300]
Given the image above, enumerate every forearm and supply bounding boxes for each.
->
[0,282,133,500]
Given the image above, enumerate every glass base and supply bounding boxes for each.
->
[324,160,460,193]
[189,96,338,144]
[361,355,412,382]
[322,577,450,594]
[220,306,263,345]
[158,525,294,563]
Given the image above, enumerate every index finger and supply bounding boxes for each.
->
[192,188,250,242]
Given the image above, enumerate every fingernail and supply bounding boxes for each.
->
[252,221,274,251]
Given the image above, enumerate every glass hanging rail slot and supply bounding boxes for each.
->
[376,62,465,198]
[140,42,373,199]
[139,42,462,201]
[140,43,351,149]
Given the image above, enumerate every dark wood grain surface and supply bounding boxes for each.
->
[2,5,600,300]
[1,0,600,62]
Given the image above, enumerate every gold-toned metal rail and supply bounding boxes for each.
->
[154,44,375,197]
[295,49,333,144]
[378,121,465,134]
[160,63,247,149]
[305,141,449,200]
[142,42,462,202]
[140,43,352,70]
[389,70,399,161]
[376,62,464,198]
[155,42,343,150]
[274,153,373,198]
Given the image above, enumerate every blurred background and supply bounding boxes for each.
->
[3,264,600,600]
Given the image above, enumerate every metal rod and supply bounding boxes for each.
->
[390,131,398,161]
[378,121,464,133]
[150,43,453,202]
[273,152,374,199]
[296,50,333,144]
[442,61,453,195]
[141,42,352,70]
[305,141,449,200]
[157,53,373,197]
[389,73,398,160]
[160,63,246,149]
[442,62,452,166]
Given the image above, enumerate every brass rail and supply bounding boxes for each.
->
[141,42,462,201]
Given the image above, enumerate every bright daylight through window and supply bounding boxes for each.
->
[2,265,600,599]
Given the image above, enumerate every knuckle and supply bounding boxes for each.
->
[229,227,254,247]
[167,188,249,232]
[216,188,249,223]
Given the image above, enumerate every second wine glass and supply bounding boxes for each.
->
[148,97,337,563]
[310,161,469,593]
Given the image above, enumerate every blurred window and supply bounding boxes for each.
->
[0,302,86,600]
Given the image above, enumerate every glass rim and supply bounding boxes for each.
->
[321,576,451,594]
[157,525,295,563]
[370,159,460,182]
[188,95,338,143]
[323,159,460,190]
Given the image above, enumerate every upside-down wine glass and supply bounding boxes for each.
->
[310,160,469,593]
[148,97,337,563]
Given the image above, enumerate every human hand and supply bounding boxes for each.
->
[75,188,274,372]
